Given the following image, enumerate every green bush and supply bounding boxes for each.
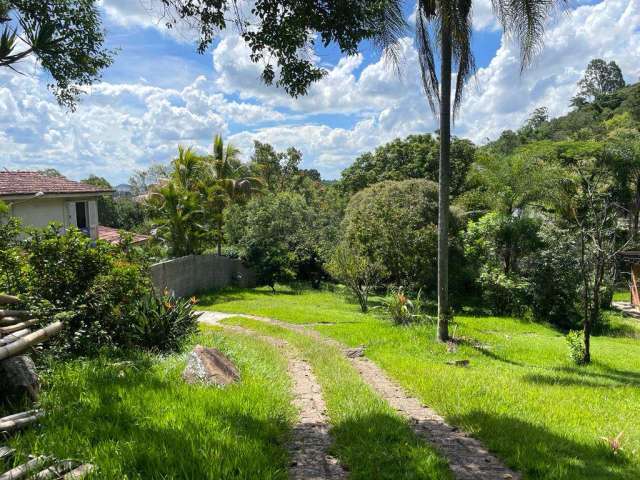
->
[6,224,151,355]
[566,329,587,365]
[478,268,531,317]
[381,286,426,325]
[339,179,467,296]
[130,292,200,352]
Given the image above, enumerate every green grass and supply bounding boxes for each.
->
[613,289,630,302]
[6,328,296,479]
[200,286,640,480]
[222,316,452,480]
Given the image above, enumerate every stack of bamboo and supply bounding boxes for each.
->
[0,294,94,479]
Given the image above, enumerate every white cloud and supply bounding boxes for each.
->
[0,0,637,182]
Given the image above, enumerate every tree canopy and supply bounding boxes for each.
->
[0,0,114,108]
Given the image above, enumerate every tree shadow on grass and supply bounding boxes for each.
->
[448,411,638,480]
[524,364,640,388]
[331,412,452,480]
[197,286,297,307]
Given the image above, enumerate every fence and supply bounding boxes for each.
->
[150,255,256,298]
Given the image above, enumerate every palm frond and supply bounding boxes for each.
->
[450,0,475,118]
[416,0,440,115]
[491,0,567,70]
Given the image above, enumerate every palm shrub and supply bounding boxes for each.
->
[381,287,427,325]
[130,292,200,352]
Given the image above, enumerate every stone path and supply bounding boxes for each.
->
[199,312,345,480]
[611,301,640,320]
[198,311,520,480]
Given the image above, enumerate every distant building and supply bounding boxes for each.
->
[114,183,133,198]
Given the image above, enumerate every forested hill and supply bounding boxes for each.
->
[338,59,638,195]
[486,80,640,155]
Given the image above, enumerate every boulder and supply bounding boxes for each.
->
[182,345,240,386]
[0,355,39,400]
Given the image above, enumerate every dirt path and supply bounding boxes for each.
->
[199,311,520,480]
[199,312,345,480]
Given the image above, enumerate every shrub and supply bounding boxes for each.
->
[130,292,200,352]
[225,192,318,290]
[381,287,426,325]
[326,243,386,312]
[9,224,152,355]
[339,179,467,295]
[530,224,581,329]
[478,268,530,317]
[566,329,587,365]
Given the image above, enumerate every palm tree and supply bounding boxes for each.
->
[202,134,262,255]
[376,0,565,341]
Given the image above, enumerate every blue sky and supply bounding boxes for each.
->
[0,0,638,184]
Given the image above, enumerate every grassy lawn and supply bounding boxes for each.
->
[199,286,640,480]
[613,289,630,302]
[222,316,452,480]
[6,328,295,479]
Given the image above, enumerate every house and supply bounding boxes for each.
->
[0,171,112,240]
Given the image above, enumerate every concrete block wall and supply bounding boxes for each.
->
[150,255,256,298]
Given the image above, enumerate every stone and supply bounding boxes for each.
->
[182,345,240,386]
[0,355,39,400]
[345,346,365,358]
[446,359,470,367]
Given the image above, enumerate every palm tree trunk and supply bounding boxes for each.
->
[437,20,452,343]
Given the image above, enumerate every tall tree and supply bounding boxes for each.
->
[574,58,626,105]
[0,0,113,109]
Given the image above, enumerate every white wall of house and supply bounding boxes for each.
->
[8,197,101,240]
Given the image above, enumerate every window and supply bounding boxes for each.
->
[75,201,88,230]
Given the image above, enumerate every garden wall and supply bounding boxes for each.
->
[150,255,256,297]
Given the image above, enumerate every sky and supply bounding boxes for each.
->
[0,0,639,185]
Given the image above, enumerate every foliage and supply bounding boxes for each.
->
[380,286,426,325]
[340,179,466,295]
[326,243,386,313]
[2,224,151,355]
[130,291,199,352]
[566,329,587,365]
[529,224,582,329]
[225,192,317,290]
[82,175,148,231]
[574,58,626,105]
[0,204,23,293]
[159,0,405,97]
[339,134,476,196]
[1,1,114,108]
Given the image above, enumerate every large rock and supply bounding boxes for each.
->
[1,355,39,400]
[182,345,240,386]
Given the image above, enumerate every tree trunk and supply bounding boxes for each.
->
[633,175,640,237]
[217,219,223,256]
[437,21,452,343]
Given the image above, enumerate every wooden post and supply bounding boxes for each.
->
[631,264,640,309]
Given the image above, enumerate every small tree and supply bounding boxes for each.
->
[557,159,631,364]
[327,243,386,313]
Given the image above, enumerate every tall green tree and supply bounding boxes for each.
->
[203,134,262,255]
[573,58,626,105]
[0,0,113,109]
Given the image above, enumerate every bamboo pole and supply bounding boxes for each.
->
[0,330,30,347]
[0,447,14,463]
[0,456,50,480]
[0,322,62,361]
[63,464,94,479]
[0,311,31,319]
[0,295,20,306]
[0,410,40,423]
[0,411,44,432]
[0,318,22,327]
[33,461,77,480]
[0,320,39,336]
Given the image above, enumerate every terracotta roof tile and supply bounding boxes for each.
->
[0,171,113,196]
[98,225,150,245]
